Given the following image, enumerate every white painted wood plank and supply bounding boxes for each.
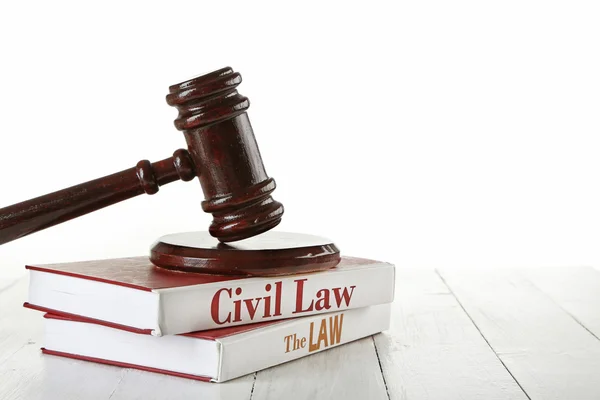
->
[109,370,254,400]
[374,268,528,400]
[251,337,388,400]
[520,267,600,338]
[439,268,600,400]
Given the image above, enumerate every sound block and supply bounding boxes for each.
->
[150,231,341,276]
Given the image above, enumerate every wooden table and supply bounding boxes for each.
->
[2,267,600,399]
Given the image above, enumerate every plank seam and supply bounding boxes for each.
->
[249,371,257,400]
[107,369,128,399]
[435,269,532,400]
[519,271,600,342]
[372,335,391,400]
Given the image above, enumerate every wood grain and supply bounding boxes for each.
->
[520,267,600,339]
[439,268,600,400]
[251,337,388,400]
[374,268,528,400]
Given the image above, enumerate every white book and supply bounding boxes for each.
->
[41,303,392,383]
[25,256,395,336]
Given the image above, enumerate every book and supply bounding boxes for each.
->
[40,303,392,383]
[25,256,395,336]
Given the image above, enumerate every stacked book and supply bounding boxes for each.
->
[24,254,395,382]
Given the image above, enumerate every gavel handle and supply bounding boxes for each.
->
[0,149,196,246]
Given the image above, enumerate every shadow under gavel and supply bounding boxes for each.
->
[0,67,284,245]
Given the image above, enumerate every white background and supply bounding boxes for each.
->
[1,1,599,279]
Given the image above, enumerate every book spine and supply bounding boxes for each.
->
[216,303,392,382]
[156,263,395,335]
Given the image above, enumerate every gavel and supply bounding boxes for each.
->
[0,67,284,246]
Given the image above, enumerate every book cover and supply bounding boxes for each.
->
[25,256,395,335]
[41,303,392,382]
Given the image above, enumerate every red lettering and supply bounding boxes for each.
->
[233,299,242,322]
[314,288,331,311]
[263,287,272,318]
[243,298,262,320]
[274,281,282,316]
[232,287,243,322]
[333,286,356,307]
[293,278,314,314]
[211,288,232,324]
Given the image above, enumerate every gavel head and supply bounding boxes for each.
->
[166,67,284,242]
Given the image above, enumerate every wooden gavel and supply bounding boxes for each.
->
[0,67,284,245]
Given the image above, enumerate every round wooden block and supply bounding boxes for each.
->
[149,231,341,276]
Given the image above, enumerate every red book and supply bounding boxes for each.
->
[25,256,395,335]
[40,304,392,382]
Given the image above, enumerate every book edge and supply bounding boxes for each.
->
[26,266,153,292]
[25,303,154,335]
[41,348,213,382]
